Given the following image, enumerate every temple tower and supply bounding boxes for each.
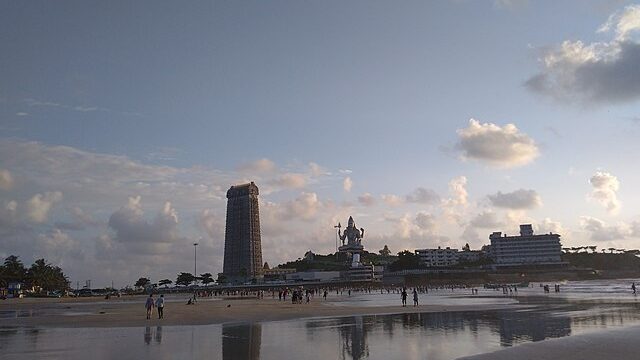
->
[223,182,263,282]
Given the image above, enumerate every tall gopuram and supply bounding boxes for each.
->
[223,182,263,283]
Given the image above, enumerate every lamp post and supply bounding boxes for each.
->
[193,242,199,286]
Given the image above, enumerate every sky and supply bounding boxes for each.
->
[2,0,640,287]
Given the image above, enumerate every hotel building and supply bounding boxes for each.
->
[489,224,563,267]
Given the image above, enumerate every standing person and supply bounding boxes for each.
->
[632,282,636,295]
[156,294,165,319]
[401,288,408,307]
[413,289,418,306]
[145,294,155,320]
[323,290,328,300]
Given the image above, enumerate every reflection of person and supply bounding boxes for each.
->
[144,326,152,345]
[155,326,163,344]
[145,294,155,319]
[156,294,165,319]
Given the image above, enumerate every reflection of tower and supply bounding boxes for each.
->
[222,323,262,360]
[223,182,263,282]
[339,316,369,360]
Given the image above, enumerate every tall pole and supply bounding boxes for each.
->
[193,242,198,286]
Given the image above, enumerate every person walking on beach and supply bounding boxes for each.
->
[323,290,328,300]
[413,289,418,306]
[145,294,155,320]
[156,294,165,319]
[632,282,636,295]
[401,288,408,307]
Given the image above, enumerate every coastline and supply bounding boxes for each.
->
[0,295,523,328]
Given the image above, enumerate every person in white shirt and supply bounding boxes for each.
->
[156,294,165,319]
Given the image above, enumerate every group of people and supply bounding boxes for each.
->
[400,288,419,307]
[144,294,165,319]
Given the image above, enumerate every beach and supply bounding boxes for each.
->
[2,280,640,359]
[0,293,521,328]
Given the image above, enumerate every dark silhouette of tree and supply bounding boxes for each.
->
[388,250,422,271]
[379,245,391,257]
[26,259,69,292]
[216,273,228,285]
[462,243,471,251]
[134,277,151,288]
[176,272,195,286]
[2,255,26,285]
[158,279,172,287]
[200,273,214,285]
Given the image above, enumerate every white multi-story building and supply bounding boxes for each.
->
[489,224,563,267]
[415,247,459,267]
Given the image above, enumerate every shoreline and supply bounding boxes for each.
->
[0,295,525,328]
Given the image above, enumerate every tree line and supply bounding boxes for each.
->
[0,255,70,292]
[134,272,219,289]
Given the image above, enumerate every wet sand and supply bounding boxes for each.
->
[0,294,522,328]
[459,324,640,360]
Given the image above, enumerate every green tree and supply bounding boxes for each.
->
[134,277,151,288]
[200,273,214,285]
[176,272,195,286]
[3,255,26,284]
[24,259,69,292]
[158,279,173,287]
[388,250,422,271]
[379,245,391,257]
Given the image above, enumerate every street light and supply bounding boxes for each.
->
[193,242,199,286]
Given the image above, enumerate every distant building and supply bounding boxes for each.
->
[415,247,459,267]
[286,271,341,282]
[223,182,263,283]
[263,267,296,282]
[489,224,563,267]
[458,250,483,263]
[346,265,383,282]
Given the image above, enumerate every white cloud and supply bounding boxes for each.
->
[488,189,542,209]
[406,187,440,204]
[470,211,503,229]
[269,192,323,221]
[447,176,468,207]
[238,158,276,173]
[357,193,376,207]
[343,177,353,192]
[536,217,564,235]
[55,206,99,231]
[107,197,181,254]
[527,5,640,104]
[0,169,13,190]
[414,212,436,231]
[580,216,631,242]
[588,171,620,214]
[456,119,539,168]
[381,194,403,207]
[26,191,63,223]
[308,162,328,177]
[268,173,307,189]
[197,209,223,240]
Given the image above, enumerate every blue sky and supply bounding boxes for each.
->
[2,0,640,286]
